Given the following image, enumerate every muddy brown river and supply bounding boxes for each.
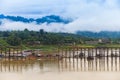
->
[0,57,120,80]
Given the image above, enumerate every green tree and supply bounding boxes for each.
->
[7,33,21,46]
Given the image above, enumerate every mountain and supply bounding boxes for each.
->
[76,31,120,38]
[0,14,71,24]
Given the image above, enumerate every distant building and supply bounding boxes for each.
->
[85,38,111,45]
[98,38,111,44]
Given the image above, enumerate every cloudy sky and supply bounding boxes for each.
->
[0,0,120,32]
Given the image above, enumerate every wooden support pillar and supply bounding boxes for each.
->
[95,48,97,57]
[76,47,79,59]
[83,48,85,58]
[8,48,10,59]
[58,47,60,59]
[111,48,113,57]
[100,48,102,57]
[88,48,90,57]
[62,48,65,58]
[73,47,75,58]
[107,48,109,57]
[66,48,68,58]
[0,47,2,58]
[119,48,120,57]
[68,47,71,58]
[91,48,93,57]
[20,47,23,59]
[17,48,19,60]
[13,48,15,59]
[5,48,7,60]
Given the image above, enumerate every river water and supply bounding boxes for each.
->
[0,57,120,80]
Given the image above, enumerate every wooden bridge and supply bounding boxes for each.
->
[0,46,120,60]
[58,46,120,59]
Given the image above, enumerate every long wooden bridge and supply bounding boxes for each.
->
[0,46,120,60]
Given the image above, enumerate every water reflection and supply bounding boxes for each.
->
[58,57,120,72]
[0,57,120,72]
[0,59,59,73]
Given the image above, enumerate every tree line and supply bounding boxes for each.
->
[0,29,88,46]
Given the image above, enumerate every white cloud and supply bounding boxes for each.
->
[1,15,120,33]
[1,0,120,32]
[0,19,67,32]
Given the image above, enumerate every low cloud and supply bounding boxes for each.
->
[1,16,120,33]
[0,19,67,32]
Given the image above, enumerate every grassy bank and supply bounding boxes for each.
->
[21,45,59,53]
[23,44,120,50]
[77,44,120,48]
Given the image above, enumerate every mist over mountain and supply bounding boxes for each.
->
[0,14,71,24]
[1,14,120,39]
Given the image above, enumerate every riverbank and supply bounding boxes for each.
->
[77,44,120,48]
[21,45,59,54]
[20,44,120,53]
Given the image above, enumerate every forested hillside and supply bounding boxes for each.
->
[76,31,120,38]
[0,29,87,46]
